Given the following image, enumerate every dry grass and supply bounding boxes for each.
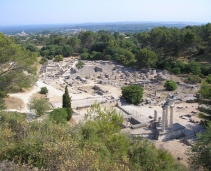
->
[31,92,46,99]
[4,96,24,110]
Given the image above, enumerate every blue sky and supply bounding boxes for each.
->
[0,0,211,26]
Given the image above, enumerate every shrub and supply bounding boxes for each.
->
[76,60,85,69]
[185,75,201,84]
[0,90,7,98]
[54,55,63,62]
[164,80,177,91]
[40,87,48,94]
[27,97,51,116]
[81,52,89,59]
[50,108,68,124]
[39,57,48,64]
[172,67,180,75]
[206,75,211,84]
[186,61,201,75]
[121,85,143,105]
[0,98,6,110]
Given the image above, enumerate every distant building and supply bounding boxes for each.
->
[17,30,28,36]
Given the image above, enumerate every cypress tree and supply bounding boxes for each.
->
[62,86,72,120]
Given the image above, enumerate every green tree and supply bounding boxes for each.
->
[121,85,143,105]
[40,87,48,94]
[62,86,72,120]
[62,45,74,57]
[136,48,158,68]
[188,122,211,170]
[67,36,81,52]
[27,97,51,116]
[0,33,37,94]
[164,80,178,91]
[25,44,39,52]
[50,108,68,124]
[78,31,95,51]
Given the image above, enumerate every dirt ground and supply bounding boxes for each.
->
[155,140,191,167]
[4,96,24,110]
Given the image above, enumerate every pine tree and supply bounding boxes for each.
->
[62,86,72,120]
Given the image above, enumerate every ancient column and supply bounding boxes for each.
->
[162,107,166,132]
[165,106,168,127]
[169,106,174,129]
[154,110,157,121]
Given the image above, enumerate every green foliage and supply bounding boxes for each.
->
[39,57,48,64]
[62,45,74,57]
[80,52,89,59]
[0,33,37,94]
[136,48,158,68]
[62,86,72,120]
[40,87,48,94]
[121,85,143,105]
[0,91,7,98]
[0,112,102,170]
[164,80,178,91]
[0,98,6,110]
[186,61,201,75]
[156,57,175,71]
[27,97,51,116]
[199,82,211,99]
[129,140,186,171]
[185,75,201,84]
[206,74,211,84]
[54,55,63,62]
[50,108,68,124]
[84,102,124,136]
[188,122,211,170]
[25,44,39,52]
[76,60,85,69]
[201,65,211,76]
[172,67,181,74]
[0,105,187,170]
[174,61,185,72]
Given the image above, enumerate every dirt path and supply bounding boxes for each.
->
[8,80,63,113]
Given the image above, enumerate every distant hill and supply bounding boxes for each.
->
[0,21,204,34]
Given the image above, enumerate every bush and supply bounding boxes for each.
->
[121,85,143,105]
[206,75,211,84]
[76,60,85,69]
[186,61,201,75]
[185,75,201,84]
[0,98,6,110]
[39,57,48,64]
[0,90,7,98]
[50,108,68,124]
[54,55,63,62]
[27,97,51,116]
[164,80,177,91]
[81,52,89,59]
[40,87,48,94]
[172,67,180,75]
